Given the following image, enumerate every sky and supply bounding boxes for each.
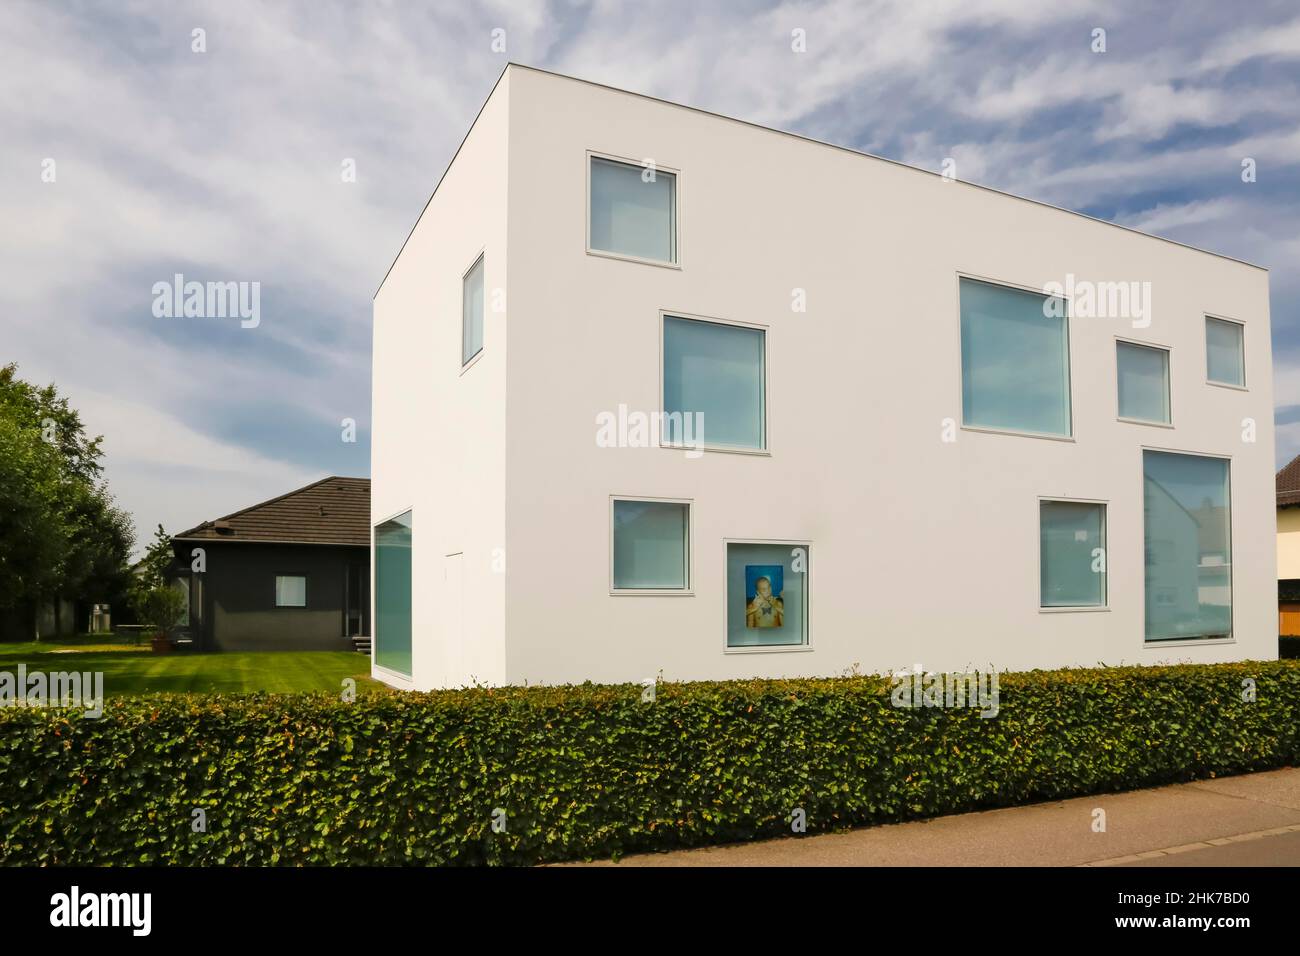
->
[3,0,1299,557]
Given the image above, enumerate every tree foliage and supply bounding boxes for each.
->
[0,363,134,611]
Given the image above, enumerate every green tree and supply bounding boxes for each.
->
[0,363,135,625]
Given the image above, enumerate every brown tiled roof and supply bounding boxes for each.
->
[174,476,370,546]
[1279,455,1300,507]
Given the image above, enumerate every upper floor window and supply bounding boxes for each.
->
[960,277,1071,437]
[662,314,765,451]
[1205,316,1244,387]
[589,156,677,264]
[1116,340,1171,424]
[462,254,485,366]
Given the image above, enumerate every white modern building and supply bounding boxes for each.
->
[370,64,1276,691]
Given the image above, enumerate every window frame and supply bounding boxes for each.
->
[722,538,813,654]
[955,272,1075,443]
[585,150,682,270]
[608,495,694,596]
[1204,314,1246,390]
[1140,445,1235,647]
[274,574,308,609]
[658,309,771,457]
[1114,336,1174,428]
[460,250,486,372]
[1036,496,1109,613]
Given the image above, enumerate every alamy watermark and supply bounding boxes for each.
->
[596,404,705,459]
[152,273,261,328]
[1,663,103,718]
[890,666,999,718]
[1042,273,1151,328]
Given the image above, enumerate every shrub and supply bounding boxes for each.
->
[1,660,1297,865]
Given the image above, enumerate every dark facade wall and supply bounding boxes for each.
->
[180,542,368,652]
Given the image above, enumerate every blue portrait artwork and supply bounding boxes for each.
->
[745,565,785,629]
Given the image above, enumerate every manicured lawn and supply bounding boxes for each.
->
[0,637,380,697]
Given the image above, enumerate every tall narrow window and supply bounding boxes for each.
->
[1117,341,1171,424]
[1143,451,1232,641]
[663,315,765,450]
[462,254,485,366]
[589,157,676,263]
[611,499,689,590]
[1206,317,1244,386]
[960,277,1071,436]
[1039,501,1106,608]
[374,511,413,675]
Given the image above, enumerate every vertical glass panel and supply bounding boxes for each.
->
[1117,341,1171,423]
[960,278,1071,436]
[1206,317,1244,386]
[1143,452,1232,641]
[726,543,809,647]
[663,316,765,449]
[275,575,307,607]
[1039,502,1106,607]
[462,255,484,365]
[375,511,413,675]
[613,500,689,589]
[590,157,676,262]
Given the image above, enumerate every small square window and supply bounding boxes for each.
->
[275,575,307,607]
[1206,317,1244,386]
[726,543,809,648]
[462,254,485,366]
[1116,341,1170,424]
[589,157,676,264]
[611,499,689,590]
[1039,501,1106,608]
[663,315,765,451]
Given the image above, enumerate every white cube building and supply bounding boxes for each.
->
[370,64,1275,691]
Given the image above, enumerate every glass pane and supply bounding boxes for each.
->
[375,511,413,675]
[1206,318,1244,386]
[613,500,688,589]
[663,316,764,449]
[1143,452,1232,641]
[960,278,1071,436]
[590,157,676,262]
[1039,502,1105,607]
[462,255,484,365]
[1117,342,1170,423]
[727,543,809,647]
[275,576,306,607]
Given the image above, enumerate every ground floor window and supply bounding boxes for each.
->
[1039,500,1106,608]
[1143,451,1231,641]
[375,510,413,675]
[726,542,809,648]
[611,498,690,591]
[274,575,307,607]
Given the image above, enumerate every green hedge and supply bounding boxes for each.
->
[2,660,1298,865]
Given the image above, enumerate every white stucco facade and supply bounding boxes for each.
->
[372,64,1276,691]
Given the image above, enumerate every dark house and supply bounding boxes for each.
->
[172,476,370,651]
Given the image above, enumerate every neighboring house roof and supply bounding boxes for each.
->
[173,476,370,546]
[1278,454,1300,508]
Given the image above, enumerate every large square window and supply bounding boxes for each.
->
[960,277,1071,436]
[1039,501,1106,608]
[726,542,809,648]
[462,254,484,366]
[612,499,689,590]
[1206,317,1244,387]
[375,511,413,675]
[589,156,676,263]
[1143,451,1231,641]
[275,575,307,607]
[1117,341,1171,424]
[663,315,765,450]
